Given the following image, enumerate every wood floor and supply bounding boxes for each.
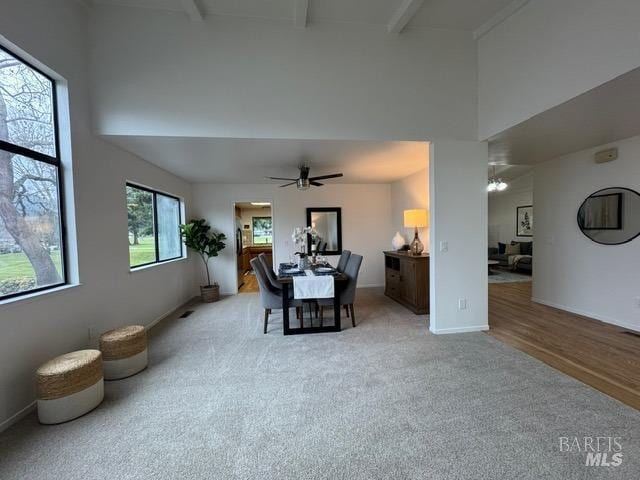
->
[238,272,258,293]
[488,282,640,410]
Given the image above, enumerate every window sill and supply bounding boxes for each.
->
[129,256,187,274]
[0,283,82,309]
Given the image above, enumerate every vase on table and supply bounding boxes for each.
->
[297,253,309,270]
[392,231,405,250]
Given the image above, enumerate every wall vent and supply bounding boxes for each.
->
[179,310,195,318]
[594,148,618,163]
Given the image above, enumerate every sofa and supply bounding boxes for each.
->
[488,241,532,274]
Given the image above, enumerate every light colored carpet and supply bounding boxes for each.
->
[0,288,638,479]
[488,270,533,283]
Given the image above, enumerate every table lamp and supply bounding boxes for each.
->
[403,209,428,255]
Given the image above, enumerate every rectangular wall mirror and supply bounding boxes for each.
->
[306,207,342,255]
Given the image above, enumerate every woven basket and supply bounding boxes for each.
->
[36,350,103,401]
[100,325,147,361]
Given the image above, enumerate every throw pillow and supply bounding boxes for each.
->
[505,243,521,255]
[498,242,506,254]
[519,241,532,255]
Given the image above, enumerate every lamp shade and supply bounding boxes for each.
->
[404,209,428,228]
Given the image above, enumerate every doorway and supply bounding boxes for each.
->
[233,201,273,293]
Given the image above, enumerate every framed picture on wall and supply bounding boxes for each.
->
[516,205,533,237]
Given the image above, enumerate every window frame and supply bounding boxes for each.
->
[126,182,184,270]
[0,44,68,301]
[251,216,273,245]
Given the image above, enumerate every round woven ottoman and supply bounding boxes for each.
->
[100,325,147,380]
[36,350,104,425]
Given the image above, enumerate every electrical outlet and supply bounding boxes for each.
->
[440,241,448,252]
[458,298,467,310]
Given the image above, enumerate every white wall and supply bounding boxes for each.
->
[533,135,640,332]
[0,0,196,431]
[89,6,477,142]
[429,140,488,334]
[478,0,640,140]
[192,184,392,293]
[390,168,429,252]
[488,173,533,247]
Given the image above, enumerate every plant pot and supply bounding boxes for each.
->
[201,284,220,303]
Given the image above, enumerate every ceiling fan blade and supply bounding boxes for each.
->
[279,181,297,188]
[266,176,297,181]
[310,181,324,187]
[308,173,343,181]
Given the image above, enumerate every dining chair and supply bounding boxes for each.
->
[251,258,303,333]
[319,253,363,328]
[258,253,282,291]
[336,250,351,273]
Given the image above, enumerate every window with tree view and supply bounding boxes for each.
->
[252,217,272,245]
[127,184,182,268]
[0,46,65,300]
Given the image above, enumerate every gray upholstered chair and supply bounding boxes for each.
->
[319,253,363,328]
[251,257,302,334]
[336,250,351,273]
[258,253,282,291]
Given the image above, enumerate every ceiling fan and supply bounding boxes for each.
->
[265,165,343,190]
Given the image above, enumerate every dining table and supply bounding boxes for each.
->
[276,262,349,335]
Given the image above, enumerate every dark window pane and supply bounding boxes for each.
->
[252,217,272,245]
[0,153,64,297]
[0,48,56,157]
[157,194,181,261]
[127,185,156,267]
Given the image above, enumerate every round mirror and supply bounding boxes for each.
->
[577,187,640,245]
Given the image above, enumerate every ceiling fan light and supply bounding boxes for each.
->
[297,178,310,190]
[497,180,508,191]
[487,181,497,192]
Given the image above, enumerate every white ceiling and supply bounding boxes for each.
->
[89,0,518,33]
[489,65,640,166]
[106,136,428,184]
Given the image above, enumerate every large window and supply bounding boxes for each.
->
[126,183,182,268]
[0,46,66,300]
[252,217,272,245]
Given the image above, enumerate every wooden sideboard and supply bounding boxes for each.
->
[383,251,429,314]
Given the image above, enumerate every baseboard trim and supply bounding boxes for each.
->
[0,401,36,434]
[531,297,639,333]
[0,295,198,434]
[145,295,199,331]
[430,324,489,335]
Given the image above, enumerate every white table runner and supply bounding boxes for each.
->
[293,270,335,299]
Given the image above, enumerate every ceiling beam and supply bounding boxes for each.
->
[473,0,531,40]
[387,0,424,34]
[294,0,309,29]
[179,0,204,22]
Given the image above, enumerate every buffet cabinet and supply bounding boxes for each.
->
[383,251,429,314]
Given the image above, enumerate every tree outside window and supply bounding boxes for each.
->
[0,46,65,299]
[252,217,272,245]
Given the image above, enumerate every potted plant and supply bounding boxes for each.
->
[180,219,226,302]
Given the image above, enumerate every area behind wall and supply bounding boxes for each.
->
[192,183,393,293]
[488,173,533,247]
[533,135,640,331]
[390,167,429,252]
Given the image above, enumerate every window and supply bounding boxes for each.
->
[252,217,272,245]
[126,183,182,268]
[0,46,66,300]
